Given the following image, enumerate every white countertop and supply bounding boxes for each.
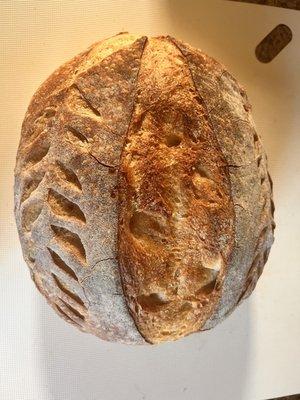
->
[0,1,299,399]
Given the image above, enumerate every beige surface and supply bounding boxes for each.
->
[1,1,300,399]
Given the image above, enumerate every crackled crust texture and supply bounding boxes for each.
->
[118,37,235,343]
[15,33,274,344]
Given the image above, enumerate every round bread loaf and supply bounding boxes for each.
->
[14,33,275,344]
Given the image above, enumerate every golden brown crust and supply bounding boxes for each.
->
[118,37,235,344]
[15,33,275,345]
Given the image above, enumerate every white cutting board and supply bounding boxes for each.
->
[0,1,299,399]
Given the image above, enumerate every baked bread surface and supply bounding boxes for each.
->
[14,33,275,344]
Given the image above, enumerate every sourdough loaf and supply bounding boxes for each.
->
[14,33,275,344]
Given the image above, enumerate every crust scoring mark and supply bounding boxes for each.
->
[22,202,43,232]
[50,224,87,265]
[72,83,101,117]
[19,139,50,229]
[66,125,89,143]
[52,273,86,307]
[55,304,74,323]
[21,172,46,204]
[47,247,79,281]
[60,299,85,321]
[55,162,82,191]
[48,188,86,223]
[55,299,85,327]
[116,37,153,339]
[26,107,57,142]
[24,142,50,168]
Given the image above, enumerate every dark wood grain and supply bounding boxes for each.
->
[268,394,300,400]
[228,0,300,10]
